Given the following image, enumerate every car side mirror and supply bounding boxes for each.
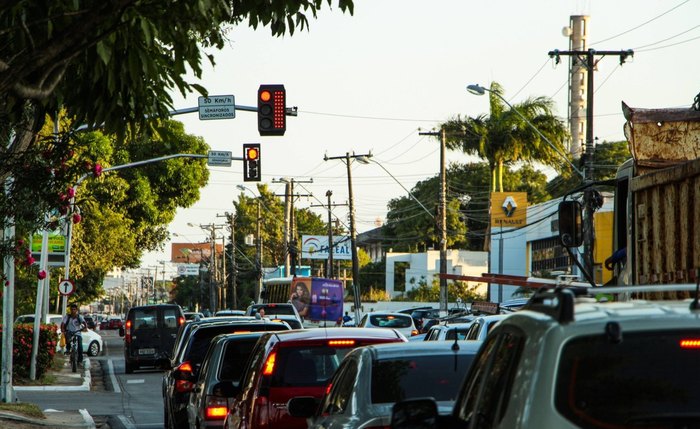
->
[118,327,125,337]
[558,200,583,248]
[391,398,439,429]
[287,396,319,418]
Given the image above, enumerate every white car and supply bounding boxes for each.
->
[79,328,103,357]
[358,312,419,338]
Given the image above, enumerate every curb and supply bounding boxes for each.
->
[0,409,95,428]
[14,358,92,392]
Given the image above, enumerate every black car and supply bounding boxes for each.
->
[162,319,290,429]
[410,308,441,332]
[120,304,185,373]
[186,332,267,429]
[83,315,96,330]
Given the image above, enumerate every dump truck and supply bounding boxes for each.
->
[560,101,700,288]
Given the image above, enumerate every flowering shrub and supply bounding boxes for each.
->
[0,323,59,379]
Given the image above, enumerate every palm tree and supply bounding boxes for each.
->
[443,82,571,192]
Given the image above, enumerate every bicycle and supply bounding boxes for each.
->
[67,332,80,373]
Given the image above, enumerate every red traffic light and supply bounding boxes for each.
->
[258,84,286,136]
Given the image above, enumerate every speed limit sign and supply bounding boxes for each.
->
[58,279,75,296]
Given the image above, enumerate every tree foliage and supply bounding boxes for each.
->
[442,82,571,192]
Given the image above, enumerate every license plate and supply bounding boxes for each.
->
[138,348,155,355]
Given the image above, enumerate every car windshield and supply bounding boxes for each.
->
[555,329,700,428]
[371,354,476,403]
[369,315,412,329]
[255,305,295,316]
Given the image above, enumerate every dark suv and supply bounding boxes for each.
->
[163,319,290,429]
[120,304,185,373]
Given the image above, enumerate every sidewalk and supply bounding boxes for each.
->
[4,357,97,428]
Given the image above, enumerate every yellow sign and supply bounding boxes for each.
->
[31,233,66,254]
[490,192,527,227]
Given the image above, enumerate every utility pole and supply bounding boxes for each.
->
[311,196,349,279]
[274,177,313,277]
[326,191,334,278]
[419,128,448,313]
[324,152,372,324]
[256,200,263,303]
[549,48,633,282]
[224,212,237,309]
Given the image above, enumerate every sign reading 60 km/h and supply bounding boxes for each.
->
[198,95,235,120]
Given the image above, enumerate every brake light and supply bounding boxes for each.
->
[175,361,195,393]
[205,395,229,420]
[325,382,333,395]
[680,339,700,348]
[178,316,185,326]
[328,340,356,347]
[263,352,276,376]
[125,320,132,342]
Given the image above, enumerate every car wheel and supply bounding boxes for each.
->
[87,341,100,357]
[125,360,134,374]
[164,405,170,429]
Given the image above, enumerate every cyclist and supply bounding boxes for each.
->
[61,303,86,363]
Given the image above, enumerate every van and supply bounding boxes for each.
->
[120,304,185,373]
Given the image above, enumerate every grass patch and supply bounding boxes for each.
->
[13,353,64,386]
[0,402,45,419]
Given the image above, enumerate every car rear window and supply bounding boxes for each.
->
[255,304,295,316]
[369,314,412,329]
[555,329,700,428]
[371,354,476,403]
[219,337,261,383]
[269,345,352,387]
[187,324,285,370]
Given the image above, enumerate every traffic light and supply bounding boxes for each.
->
[243,143,261,182]
[258,84,286,136]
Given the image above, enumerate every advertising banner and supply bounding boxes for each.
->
[490,192,528,228]
[290,277,343,323]
[301,235,352,260]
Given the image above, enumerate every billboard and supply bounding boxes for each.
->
[301,235,352,260]
[290,277,343,323]
[170,242,223,264]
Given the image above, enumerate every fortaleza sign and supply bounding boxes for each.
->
[301,235,352,260]
[490,192,528,227]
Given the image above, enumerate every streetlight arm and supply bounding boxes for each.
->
[466,84,584,179]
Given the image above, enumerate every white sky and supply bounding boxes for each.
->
[141,0,700,273]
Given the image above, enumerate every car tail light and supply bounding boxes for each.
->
[205,395,229,420]
[325,382,333,395]
[125,320,132,342]
[262,352,277,376]
[253,396,269,428]
[680,339,700,348]
[178,316,185,326]
[175,361,195,393]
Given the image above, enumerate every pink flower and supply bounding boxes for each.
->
[73,213,82,224]
[37,270,47,280]
[67,187,76,198]
[93,163,103,177]
[26,256,36,266]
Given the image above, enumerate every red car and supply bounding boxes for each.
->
[224,327,407,429]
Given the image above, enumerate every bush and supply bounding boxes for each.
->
[0,323,59,379]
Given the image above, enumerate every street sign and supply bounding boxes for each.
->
[198,95,235,120]
[58,279,75,296]
[207,150,232,167]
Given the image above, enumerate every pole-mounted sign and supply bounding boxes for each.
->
[58,279,75,296]
[198,95,235,120]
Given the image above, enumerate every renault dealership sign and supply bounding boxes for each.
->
[301,235,352,260]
